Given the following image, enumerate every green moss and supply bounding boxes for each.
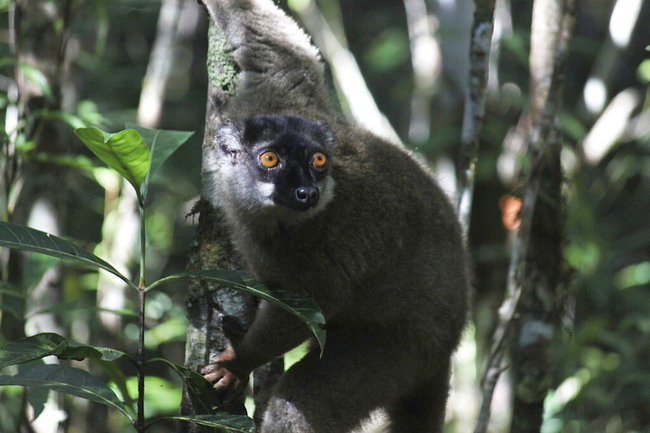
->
[207,20,238,94]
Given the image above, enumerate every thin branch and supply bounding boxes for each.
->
[473,251,522,433]
[456,0,496,237]
[581,87,641,165]
[292,0,401,143]
[579,0,643,117]
[137,0,184,127]
[403,0,441,144]
[472,1,579,432]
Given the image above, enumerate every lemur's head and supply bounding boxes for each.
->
[203,114,336,222]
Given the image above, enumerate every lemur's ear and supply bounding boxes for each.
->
[315,120,335,150]
[216,119,245,153]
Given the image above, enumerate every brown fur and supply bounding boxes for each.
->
[200,1,470,432]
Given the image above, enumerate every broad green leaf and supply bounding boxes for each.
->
[0,333,66,369]
[0,333,128,370]
[125,123,193,200]
[24,252,59,291]
[0,221,132,287]
[150,270,326,354]
[99,358,135,409]
[0,365,133,421]
[58,343,127,363]
[148,357,221,413]
[27,382,50,420]
[148,414,254,433]
[126,123,194,179]
[75,126,151,193]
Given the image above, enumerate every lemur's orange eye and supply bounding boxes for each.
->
[312,152,327,168]
[259,151,279,168]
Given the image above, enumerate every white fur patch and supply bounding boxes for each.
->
[255,181,276,206]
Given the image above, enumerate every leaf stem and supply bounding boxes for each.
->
[136,192,146,433]
[136,286,146,432]
[138,192,146,288]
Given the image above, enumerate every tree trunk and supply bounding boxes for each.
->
[2,1,76,432]
[180,15,281,429]
[473,1,578,432]
[509,1,578,432]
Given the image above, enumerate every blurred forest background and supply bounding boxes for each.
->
[0,0,648,432]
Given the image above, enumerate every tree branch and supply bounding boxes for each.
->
[457,0,496,237]
[291,0,401,143]
[473,1,578,432]
[181,13,259,428]
[403,0,441,144]
[137,0,184,128]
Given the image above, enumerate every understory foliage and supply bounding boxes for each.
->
[0,1,649,432]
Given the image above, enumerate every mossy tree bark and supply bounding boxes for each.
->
[181,13,284,430]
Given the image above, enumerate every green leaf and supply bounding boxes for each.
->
[0,221,132,287]
[75,126,151,194]
[27,382,50,420]
[19,64,53,101]
[148,414,255,433]
[98,358,135,409]
[0,365,133,422]
[148,357,221,413]
[0,333,129,370]
[58,343,128,363]
[23,252,59,291]
[150,270,327,354]
[126,123,193,180]
[0,333,65,369]
[125,123,193,200]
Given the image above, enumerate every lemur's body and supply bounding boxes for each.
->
[200,2,470,432]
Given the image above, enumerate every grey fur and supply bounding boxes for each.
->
[200,1,470,432]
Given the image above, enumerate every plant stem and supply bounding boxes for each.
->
[136,286,145,432]
[138,195,146,288]
[136,194,146,432]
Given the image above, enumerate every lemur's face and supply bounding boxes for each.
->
[203,115,336,219]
